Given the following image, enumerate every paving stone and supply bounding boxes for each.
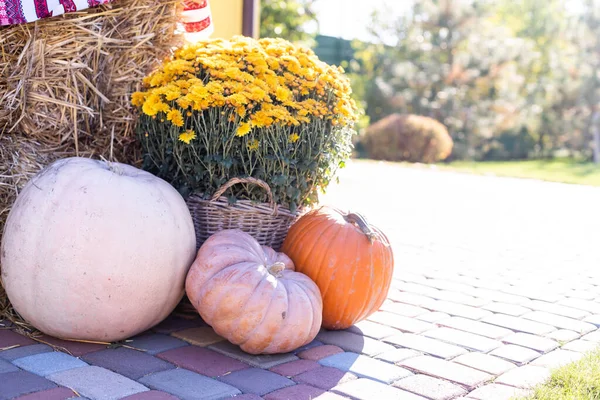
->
[428,290,489,307]
[546,329,580,343]
[466,384,531,400]
[558,298,600,314]
[151,316,205,334]
[121,391,179,400]
[127,333,189,355]
[297,345,344,361]
[157,346,248,377]
[452,352,516,375]
[583,314,600,327]
[293,340,323,354]
[522,311,596,334]
[332,378,427,400]
[494,365,551,389]
[0,330,35,349]
[462,287,528,305]
[171,327,225,347]
[506,287,564,303]
[0,344,53,361]
[82,347,174,380]
[396,282,441,297]
[454,276,507,291]
[269,359,320,377]
[0,371,57,400]
[393,374,467,400]
[209,340,298,369]
[36,335,106,357]
[501,332,559,353]
[481,302,531,317]
[563,289,596,300]
[521,300,590,319]
[380,301,429,317]
[423,327,503,352]
[0,358,19,373]
[420,279,474,293]
[395,273,428,284]
[48,366,148,400]
[489,345,541,365]
[436,316,513,339]
[481,314,556,335]
[561,339,599,353]
[345,320,400,339]
[316,330,395,356]
[368,311,435,334]
[294,366,357,390]
[530,349,584,369]
[399,356,492,389]
[384,334,467,359]
[319,352,413,383]
[387,291,436,308]
[416,312,451,323]
[426,301,492,320]
[12,387,76,400]
[139,368,240,400]
[218,368,295,396]
[14,352,88,377]
[582,330,600,342]
[376,348,422,364]
[263,384,333,400]
[225,395,262,400]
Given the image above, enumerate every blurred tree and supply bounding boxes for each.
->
[259,0,318,44]
[492,0,583,157]
[352,0,533,159]
[579,0,600,162]
[350,0,598,160]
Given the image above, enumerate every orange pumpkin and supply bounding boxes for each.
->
[185,229,322,354]
[281,206,394,330]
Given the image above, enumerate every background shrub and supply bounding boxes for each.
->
[361,114,453,163]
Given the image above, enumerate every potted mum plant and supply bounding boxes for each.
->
[132,36,358,250]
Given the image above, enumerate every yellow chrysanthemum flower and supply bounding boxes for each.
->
[178,130,196,144]
[236,122,251,137]
[131,92,146,107]
[167,109,184,127]
[289,133,300,143]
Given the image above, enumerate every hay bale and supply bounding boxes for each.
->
[0,0,182,157]
[0,0,183,327]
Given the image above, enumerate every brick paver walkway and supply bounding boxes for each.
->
[2,161,600,400]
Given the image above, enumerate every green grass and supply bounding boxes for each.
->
[434,159,600,186]
[516,349,600,400]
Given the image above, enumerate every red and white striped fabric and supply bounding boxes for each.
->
[1,0,110,25]
[1,0,214,39]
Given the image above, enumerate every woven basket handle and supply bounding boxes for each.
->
[211,177,275,207]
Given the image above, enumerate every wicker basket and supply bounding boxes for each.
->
[186,177,303,251]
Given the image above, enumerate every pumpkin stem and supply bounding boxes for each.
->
[267,262,286,278]
[344,212,378,244]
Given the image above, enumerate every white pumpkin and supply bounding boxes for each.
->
[1,157,196,342]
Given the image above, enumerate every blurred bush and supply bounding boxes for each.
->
[361,114,453,163]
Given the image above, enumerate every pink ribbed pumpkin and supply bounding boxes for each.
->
[185,229,322,354]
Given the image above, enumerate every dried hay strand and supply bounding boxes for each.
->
[0,0,184,327]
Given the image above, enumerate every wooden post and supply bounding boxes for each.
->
[593,111,600,164]
[243,0,260,38]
